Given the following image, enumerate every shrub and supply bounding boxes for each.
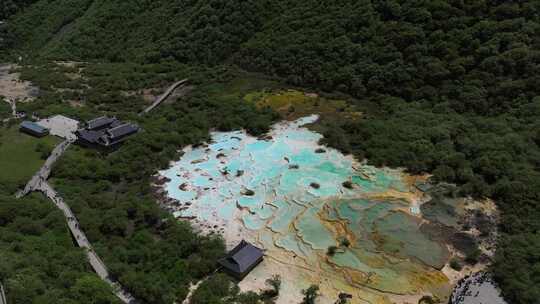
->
[260,275,281,303]
[449,258,463,271]
[339,238,350,248]
[465,248,482,265]
[342,181,353,189]
[301,285,319,304]
[327,246,338,256]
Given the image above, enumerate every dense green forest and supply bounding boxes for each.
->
[0,193,121,304]
[0,61,278,303]
[1,0,539,303]
[0,0,38,20]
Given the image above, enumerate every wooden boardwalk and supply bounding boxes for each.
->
[37,182,137,304]
[16,139,138,304]
[16,139,72,198]
[140,79,189,115]
[0,283,6,304]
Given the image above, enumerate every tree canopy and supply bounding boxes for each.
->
[1,0,540,303]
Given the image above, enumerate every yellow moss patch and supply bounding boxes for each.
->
[244,89,361,121]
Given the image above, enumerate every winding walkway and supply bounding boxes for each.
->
[16,139,72,198]
[140,79,189,115]
[0,283,6,304]
[16,140,137,304]
[37,181,137,304]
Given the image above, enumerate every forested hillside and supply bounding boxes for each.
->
[4,0,282,63]
[0,0,38,20]
[2,0,540,303]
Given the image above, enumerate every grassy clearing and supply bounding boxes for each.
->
[0,125,60,185]
[204,75,280,103]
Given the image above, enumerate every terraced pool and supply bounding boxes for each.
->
[160,115,452,303]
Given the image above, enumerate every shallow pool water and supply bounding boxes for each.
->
[160,115,449,297]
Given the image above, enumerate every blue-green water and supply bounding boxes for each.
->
[160,116,449,292]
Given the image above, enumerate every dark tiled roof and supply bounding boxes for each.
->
[106,123,139,140]
[77,116,139,148]
[20,121,48,134]
[219,240,263,274]
[86,116,117,130]
[77,129,104,143]
[110,119,123,128]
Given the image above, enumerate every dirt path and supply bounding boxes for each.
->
[5,98,16,117]
[1,98,25,123]
[181,277,208,304]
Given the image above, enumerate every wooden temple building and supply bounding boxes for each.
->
[218,240,264,280]
[75,116,139,149]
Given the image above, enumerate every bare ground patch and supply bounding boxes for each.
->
[0,64,39,102]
